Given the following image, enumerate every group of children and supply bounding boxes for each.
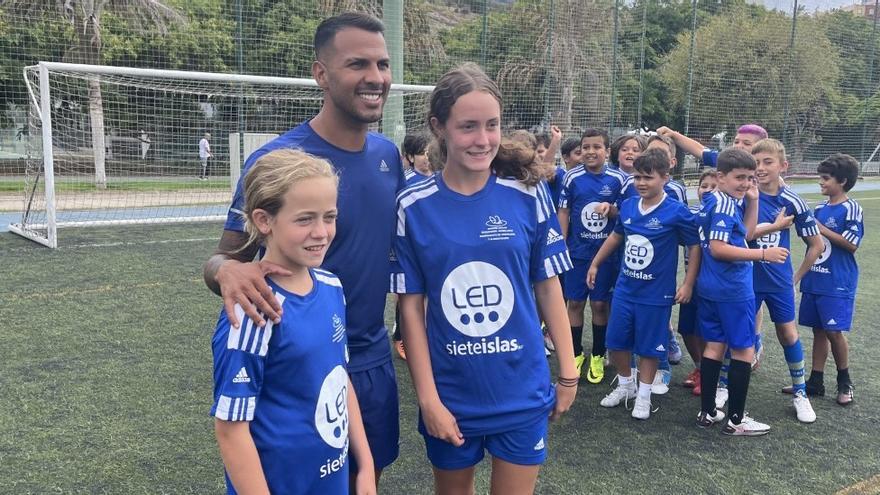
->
[209,60,863,492]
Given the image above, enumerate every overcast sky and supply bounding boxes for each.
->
[757,0,867,12]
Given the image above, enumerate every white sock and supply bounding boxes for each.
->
[638,381,652,400]
[619,373,634,386]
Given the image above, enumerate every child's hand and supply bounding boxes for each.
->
[550,125,562,143]
[772,209,794,230]
[421,398,464,446]
[355,468,377,495]
[675,284,693,304]
[763,246,789,263]
[550,381,577,421]
[594,202,611,217]
[745,180,759,201]
[586,265,598,289]
[656,126,674,137]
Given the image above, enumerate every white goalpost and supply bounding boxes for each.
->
[10,62,433,248]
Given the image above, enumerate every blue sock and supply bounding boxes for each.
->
[783,339,807,394]
[720,351,731,387]
[630,354,637,369]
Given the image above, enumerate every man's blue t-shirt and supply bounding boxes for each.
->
[391,174,571,435]
[618,175,688,205]
[558,165,628,260]
[613,194,700,306]
[225,121,404,372]
[211,270,349,494]
[697,191,753,302]
[800,199,864,298]
[750,187,819,293]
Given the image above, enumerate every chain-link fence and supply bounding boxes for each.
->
[1,0,878,180]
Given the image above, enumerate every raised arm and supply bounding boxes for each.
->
[657,126,708,158]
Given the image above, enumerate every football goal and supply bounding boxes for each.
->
[9,62,433,247]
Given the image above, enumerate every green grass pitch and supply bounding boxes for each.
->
[1,189,879,494]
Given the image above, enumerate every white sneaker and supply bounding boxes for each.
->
[652,370,671,395]
[715,387,729,409]
[696,409,725,428]
[600,379,637,408]
[543,334,555,353]
[632,396,652,420]
[793,391,817,423]
[722,414,771,436]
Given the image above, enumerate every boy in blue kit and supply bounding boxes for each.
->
[695,148,789,436]
[212,150,374,495]
[794,154,863,406]
[558,128,628,384]
[204,14,402,483]
[402,132,433,186]
[393,63,577,495]
[747,139,823,423]
[587,148,701,420]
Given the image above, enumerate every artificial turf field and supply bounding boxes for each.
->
[2,187,879,494]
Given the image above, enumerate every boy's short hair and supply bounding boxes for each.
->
[535,133,551,148]
[817,153,859,192]
[508,129,537,150]
[610,134,646,166]
[751,138,786,164]
[647,135,676,158]
[699,168,718,184]
[401,132,430,158]
[314,12,385,59]
[633,148,670,176]
[716,148,756,173]
[561,137,581,157]
[581,128,609,148]
[737,124,768,140]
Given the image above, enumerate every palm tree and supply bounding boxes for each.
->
[1,0,182,188]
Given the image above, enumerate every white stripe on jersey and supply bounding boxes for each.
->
[496,177,555,224]
[709,230,730,242]
[780,188,810,215]
[712,191,736,217]
[561,165,587,190]
[842,230,860,245]
[543,251,573,278]
[214,395,256,421]
[605,166,628,186]
[396,179,440,235]
[390,273,406,293]
[667,180,687,203]
[404,169,416,180]
[314,269,342,288]
[844,199,863,223]
[227,294,283,356]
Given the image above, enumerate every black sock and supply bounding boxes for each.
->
[591,324,607,356]
[700,357,722,414]
[837,368,850,385]
[393,305,402,341]
[571,325,584,356]
[808,370,824,384]
[727,359,752,425]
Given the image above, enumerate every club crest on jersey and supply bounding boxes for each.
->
[646,217,662,230]
[755,222,781,254]
[546,228,564,245]
[331,314,345,343]
[480,215,516,241]
[378,160,390,172]
[599,184,613,196]
[824,216,838,229]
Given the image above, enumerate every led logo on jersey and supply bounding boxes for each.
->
[755,222,781,258]
[811,236,832,273]
[581,202,608,235]
[622,234,655,280]
[441,262,522,355]
[315,365,349,449]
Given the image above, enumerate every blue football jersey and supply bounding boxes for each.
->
[618,176,688,205]
[211,270,349,495]
[405,168,433,187]
[696,191,753,302]
[547,166,567,209]
[225,121,404,372]
[749,188,819,293]
[613,194,700,306]
[391,174,571,435]
[558,165,628,260]
[800,199,864,298]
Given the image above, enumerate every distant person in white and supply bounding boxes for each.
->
[139,130,151,160]
[199,132,212,180]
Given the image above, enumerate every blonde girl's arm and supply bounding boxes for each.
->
[399,293,464,446]
[215,420,270,495]
[347,378,377,495]
[534,276,577,421]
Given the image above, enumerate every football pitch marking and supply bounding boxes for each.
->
[835,473,880,495]
[1,236,216,253]
[6,277,204,302]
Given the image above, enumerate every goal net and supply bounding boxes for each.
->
[10,62,433,248]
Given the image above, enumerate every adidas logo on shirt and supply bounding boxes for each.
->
[623,218,632,225]
[232,367,251,384]
[379,160,390,172]
[547,228,564,245]
[827,318,837,326]
[716,220,727,228]
[534,438,545,450]
[655,344,666,352]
